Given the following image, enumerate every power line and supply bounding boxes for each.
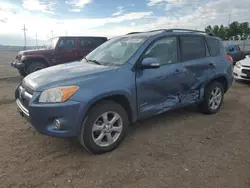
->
[22,24,27,50]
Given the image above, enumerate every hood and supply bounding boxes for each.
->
[19,48,53,56]
[23,61,119,91]
[238,56,250,66]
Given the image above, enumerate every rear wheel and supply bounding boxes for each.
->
[27,62,46,74]
[79,100,129,154]
[199,81,224,114]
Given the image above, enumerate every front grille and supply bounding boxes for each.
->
[17,83,34,114]
[242,65,250,68]
[19,97,29,110]
[241,76,250,79]
[242,69,250,75]
[21,81,35,95]
[16,54,21,60]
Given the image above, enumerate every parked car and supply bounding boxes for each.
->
[15,29,233,154]
[226,44,250,64]
[233,55,250,81]
[11,36,108,76]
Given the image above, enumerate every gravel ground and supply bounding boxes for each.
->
[1,51,250,188]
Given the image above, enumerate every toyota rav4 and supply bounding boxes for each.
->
[15,29,233,154]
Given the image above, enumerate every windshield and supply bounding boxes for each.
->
[84,36,148,66]
[47,37,59,49]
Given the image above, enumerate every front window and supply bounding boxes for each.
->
[47,37,59,49]
[83,36,148,66]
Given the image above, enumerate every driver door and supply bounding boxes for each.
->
[136,36,184,118]
[54,38,79,64]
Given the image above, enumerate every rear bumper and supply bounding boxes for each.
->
[11,60,25,69]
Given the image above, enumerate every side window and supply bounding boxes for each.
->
[206,37,220,56]
[143,37,177,66]
[79,38,91,49]
[58,38,75,49]
[90,38,106,47]
[180,36,206,61]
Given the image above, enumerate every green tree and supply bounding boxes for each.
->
[205,21,250,40]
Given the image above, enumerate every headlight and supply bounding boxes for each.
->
[235,62,242,68]
[21,56,27,61]
[39,86,79,103]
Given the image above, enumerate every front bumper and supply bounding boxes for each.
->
[11,59,25,69]
[233,66,250,81]
[15,86,86,138]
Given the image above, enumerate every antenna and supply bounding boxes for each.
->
[22,24,27,50]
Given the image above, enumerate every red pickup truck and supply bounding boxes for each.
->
[11,36,107,76]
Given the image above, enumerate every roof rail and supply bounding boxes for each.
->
[126,28,215,36]
[126,29,166,35]
[126,32,142,35]
[165,29,215,36]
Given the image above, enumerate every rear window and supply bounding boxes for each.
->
[180,36,206,61]
[206,37,220,56]
[79,38,106,49]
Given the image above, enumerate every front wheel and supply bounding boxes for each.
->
[199,81,224,114]
[18,68,27,77]
[26,62,46,74]
[79,100,129,154]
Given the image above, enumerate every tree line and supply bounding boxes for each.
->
[205,21,250,40]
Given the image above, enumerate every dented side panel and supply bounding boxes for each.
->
[178,57,216,105]
[136,57,215,119]
[136,63,187,118]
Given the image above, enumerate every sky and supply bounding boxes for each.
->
[0,0,249,46]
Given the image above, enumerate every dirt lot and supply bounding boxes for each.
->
[1,51,250,188]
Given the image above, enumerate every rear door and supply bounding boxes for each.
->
[178,35,216,105]
[54,37,79,64]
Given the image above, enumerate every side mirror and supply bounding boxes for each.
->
[141,57,160,69]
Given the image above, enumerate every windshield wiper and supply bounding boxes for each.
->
[88,59,103,65]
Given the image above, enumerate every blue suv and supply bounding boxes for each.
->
[15,29,233,154]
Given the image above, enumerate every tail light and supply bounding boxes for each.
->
[226,55,233,63]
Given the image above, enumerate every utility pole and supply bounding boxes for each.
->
[51,30,54,39]
[228,14,231,25]
[35,33,38,49]
[65,31,68,36]
[22,24,27,50]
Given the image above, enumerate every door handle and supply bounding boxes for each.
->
[209,63,215,68]
[174,69,185,75]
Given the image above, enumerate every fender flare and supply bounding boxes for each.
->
[199,74,228,101]
[22,55,50,67]
[78,91,136,132]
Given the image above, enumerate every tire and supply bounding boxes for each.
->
[199,81,224,114]
[79,100,129,154]
[18,68,27,77]
[26,62,46,74]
